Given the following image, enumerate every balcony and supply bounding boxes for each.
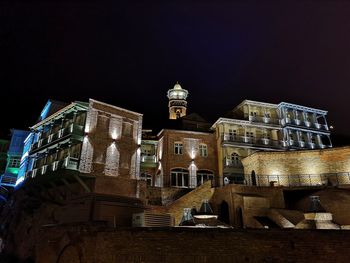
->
[309,142,316,149]
[141,155,157,168]
[30,124,84,154]
[293,119,301,125]
[281,117,329,132]
[141,155,157,163]
[224,159,243,168]
[304,121,311,127]
[29,157,79,177]
[222,134,283,149]
[248,115,279,125]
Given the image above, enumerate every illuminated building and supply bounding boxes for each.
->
[156,129,218,188]
[167,82,188,119]
[0,129,30,187]
[278,102,331,149]
[20,99,143,198]
[17,100,68,186]
[140,130,158,186]
[212,100,332,185]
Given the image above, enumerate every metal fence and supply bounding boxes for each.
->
[243,172,350,187]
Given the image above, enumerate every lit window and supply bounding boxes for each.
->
[199,144,208,157]
[197,170,214,186]
[231,153,240,166]
[8,157,21,168]
[171,168,189,187]
[174,142,183,155]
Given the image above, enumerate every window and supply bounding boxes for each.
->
[263,131,270,139]
[197,170,214,186]
[246,131,254,138]
[228,129,237,138]
[231,153,240,166]
[199,144,208,157]
[140,173,152,186]
[171,168,189,187]
[265,112,270,118]
[8,157,21,168]
[174,142,183,155]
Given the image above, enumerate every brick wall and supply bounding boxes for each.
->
[36,224,350,263]
[241,146,350,186]
[159,129,218,187]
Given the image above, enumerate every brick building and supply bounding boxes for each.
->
[156,129,218,188]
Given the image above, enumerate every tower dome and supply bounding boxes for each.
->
[167,82,189,120]
[173,83,182,90]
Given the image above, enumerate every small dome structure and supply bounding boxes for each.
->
[173,83,182,90]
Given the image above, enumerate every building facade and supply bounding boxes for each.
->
[156,129,218,188]
[278,102,331,149]
[20,99,143,196]
[212,100,332,185]
[0,129,30,187]
[140,130,158,186]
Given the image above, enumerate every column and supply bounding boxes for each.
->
[323,116,329,130]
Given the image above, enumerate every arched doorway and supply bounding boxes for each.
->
[219,201,230,224]
[236,207,243,228]
[251,170,257,186]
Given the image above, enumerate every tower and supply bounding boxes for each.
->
[167,82,189,120]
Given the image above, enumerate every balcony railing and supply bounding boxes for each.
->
[281,118,329,131]
[141,155,157,163]
[224,159,243,168]
[222,134,283,149]
[248,115,280,125]
[244,172,350,187]
[30,124,84,153]
[287,139,330,149]
[29,157,79,177]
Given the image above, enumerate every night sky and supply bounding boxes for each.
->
[1,1,350,139]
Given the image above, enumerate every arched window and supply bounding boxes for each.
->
[171,168,189,188]
[197,170,214,186]
[231,153,240,166]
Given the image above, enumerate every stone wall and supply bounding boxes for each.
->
[241,146,350,186]
[211,184,285,228]
[35,225,350,263]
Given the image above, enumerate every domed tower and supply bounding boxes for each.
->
[167,82,189,119]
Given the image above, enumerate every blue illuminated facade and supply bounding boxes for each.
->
[17,100,68,187]
[0,129,30,188]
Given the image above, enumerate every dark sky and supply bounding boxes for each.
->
[1,1,350,137]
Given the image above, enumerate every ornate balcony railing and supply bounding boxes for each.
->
[141,155,157,163]
[30,124,84,153]
[247,115,280,125]
[222,134,283,149]
[28,157,79,178]
[281,117,329,131]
